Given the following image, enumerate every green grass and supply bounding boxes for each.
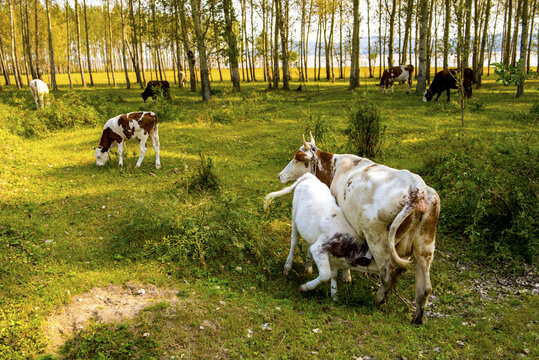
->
[1,74,538,359]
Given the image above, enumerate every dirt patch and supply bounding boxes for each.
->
[44,282,179,353]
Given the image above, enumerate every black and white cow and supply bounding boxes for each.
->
[94,112,161,169]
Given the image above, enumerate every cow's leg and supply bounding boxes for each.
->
[136,135,148,167]
[446,88,451,102]
[434,92,441,101]
[391,81,394,94]
[40,95,45,108]
[34,95,40,110]
[117,141,124,166]
[284,220,299,275]
[150,129,161,169]
[366,235,395,305]
[299,245,331,293]
[341,268,352,283]
[330,269,339,301]
[305,247,313,276]
[406,80,411,94]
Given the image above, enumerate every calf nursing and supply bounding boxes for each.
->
[265,173,375,301]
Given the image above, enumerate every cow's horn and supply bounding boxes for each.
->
[302,134,310,150]
[309,132,315,145]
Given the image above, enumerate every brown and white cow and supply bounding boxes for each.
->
[94,112,161,169]
[277,134,440,324]
[379,65,414,94]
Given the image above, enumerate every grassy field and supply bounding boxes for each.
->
[0,73,538,359]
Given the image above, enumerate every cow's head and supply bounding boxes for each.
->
[94,146,110,166]
[423,89,433,102]
[278,133,317,183]
[141,91,150,102]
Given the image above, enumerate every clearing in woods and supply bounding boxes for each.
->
[0,75,538,359]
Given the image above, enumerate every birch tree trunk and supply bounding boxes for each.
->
[107,0,116,86]
[45,0,57,90]
[349,0,360,89]
[23,1,37,80]
[190,0,211,101]
[82,0,94,85]
[517,0,528,97]
[75,0,87,87]
[34,0,41,79]
[463,0,472,68]
[0,34,11,85]
[9,0,22,89]
[119,0,131,88]
[526,0,537,72]
[503,0,513,64]
[510,0,522,65]
[272,0,280,89]
[416,0,428,94]
[223,0,241,91]
[280,0,290,89]
[388,0,397,67]
[476,0,491,88]
[66,0,73,88]
[179,0,197,91]
[443,0,450,69]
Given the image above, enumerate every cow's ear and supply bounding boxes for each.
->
[294,151,312,163]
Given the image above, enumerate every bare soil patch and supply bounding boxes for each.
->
[44,282,179,353]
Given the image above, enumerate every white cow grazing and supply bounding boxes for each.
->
[265,173,376,300]
[29,79,49,110]
[277,134,440,324]
[94,111,161,169]
[179,71,187,87]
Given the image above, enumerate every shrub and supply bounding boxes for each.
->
[305,114,335,150]
[145,94,175,122]
[188,153,220,193]
[345,102,386,158]
[420,136,538,266]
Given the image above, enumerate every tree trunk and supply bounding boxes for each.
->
[119,0,131,88]
[23,1,37,80]
[250,0,257,81]
[34,0,41,79]
[416,0,428,94]
[388,0,397,67]
[349,0,360,89]
[367,0,372,76]
[517,0,528,96]
[0,34,11,85]
[190,0,211,101]
[463,0,472,68]
[223,0,241,91]
[45,0,57,90]
[280,0,290,89]
[107,0,116,86]
[74,0,86,87]
[443,0,450,69]
[8,0,22,89]
[511,0,522,65]
[526,0,537,72]
[272,0,280,89]
[179,0,196,91]
[476,0,491,88]
[503,0,513,64]
[82,0,94,86]
[129,0,143,87]
[378,0,383,78]
[66,0,73,88]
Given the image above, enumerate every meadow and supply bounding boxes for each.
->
[0,71,538,359]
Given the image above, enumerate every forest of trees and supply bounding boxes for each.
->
[0,0,536,99]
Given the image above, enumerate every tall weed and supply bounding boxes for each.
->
[345,102,386,158]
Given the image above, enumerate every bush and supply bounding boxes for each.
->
[420,136,538,266]
[305,114,335,150]
[188,153,220,193]
[345,102,386,158]
[145,93,175,122]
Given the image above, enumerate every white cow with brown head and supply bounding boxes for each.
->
[94,112,161,169]
[277,134,440,324]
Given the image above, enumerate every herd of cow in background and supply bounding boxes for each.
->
[22,65,455,324]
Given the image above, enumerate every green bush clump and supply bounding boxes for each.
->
[305,114,335,150]
[345,102,386,158]
[188,153,220,193]
[145,94,176,122]
[421,136,538,265]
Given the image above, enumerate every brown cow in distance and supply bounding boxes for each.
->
[141,80,171,102]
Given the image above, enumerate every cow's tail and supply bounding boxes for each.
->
[387,189,426,268]
[264,174,311,211]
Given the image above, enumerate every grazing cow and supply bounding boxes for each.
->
[141,80,171,102]
[265,173,375,300]
[29,79,49,110]
[423,68,474,102]
[94,112,161,169]
[178,71,186,87]
[277,134,440,324]
[379,65,414,94]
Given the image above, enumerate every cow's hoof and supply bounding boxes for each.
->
[156,164,161,169]
[283,268,290,276]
